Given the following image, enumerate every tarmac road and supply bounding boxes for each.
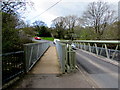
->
[76,49,119,88]
[32,38,119,88]
[32,38,54,46]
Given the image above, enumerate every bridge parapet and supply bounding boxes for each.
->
[1,42,50,88]
[24,42,50,72]
[56,41,76,73]
[73,40,120,61]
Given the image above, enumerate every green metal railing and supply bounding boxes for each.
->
[2,51,24,85]
[24,42,50,72]
[56,41,76,73]
[73,40,120,61]
[1,41,50,87]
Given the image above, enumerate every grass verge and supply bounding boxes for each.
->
[40,37,54,41]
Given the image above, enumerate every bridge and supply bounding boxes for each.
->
[1,40,120,89]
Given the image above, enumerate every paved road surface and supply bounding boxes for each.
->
[32,38,119,88]
[75,49,119,88]
[32,38,54,46]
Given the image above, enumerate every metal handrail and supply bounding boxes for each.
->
[1,51,24,56]
[2,42,50,86]
[74,40,120,44]
[2,51,24,85]
[60,40,120,61]
[24,42,50,72]
[56,41,76,73]
[73,40,120,61]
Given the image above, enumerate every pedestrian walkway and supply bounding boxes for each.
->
[10,46,97,88]
[30,46,61,74]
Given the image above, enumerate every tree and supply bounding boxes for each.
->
[101,21,120,40]
[2,12,21,53]
[1,1,34,27]
[65,15,78,40]
[38,26,51,37]
[1,1,34,53]
[1,0,34,28]
[52,17,66,38]
[82,1,117,39]
[1,1,26,15]
[1,0,34,15]
[65,15,78,31]
[32,20,51,37]
[33,20,46,27]
[2,12,18,29]
[51,15,78,39]
[32,20,47,32]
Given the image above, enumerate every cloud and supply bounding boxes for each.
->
[25,1,89,26]
[23,0,119,27]
[46,2,89,16]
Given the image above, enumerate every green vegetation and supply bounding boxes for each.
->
[51,1,118,40]
[32,21,51,37]
[2,2,33,53]
[38,26,51,37]
[41,37,54,41]
[1,1,119,53]
[2,12,33,53]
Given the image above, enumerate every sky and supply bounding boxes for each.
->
[22,0,119,27]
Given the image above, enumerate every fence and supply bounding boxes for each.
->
[2,41,50,86]
[24,42,50,72]
[56,41,76,73]
[2,51,24,85]
[73,40,120,61]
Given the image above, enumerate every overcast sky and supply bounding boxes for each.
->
[22,0,119,27]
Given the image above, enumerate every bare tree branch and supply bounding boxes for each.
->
[82,1,117,38]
